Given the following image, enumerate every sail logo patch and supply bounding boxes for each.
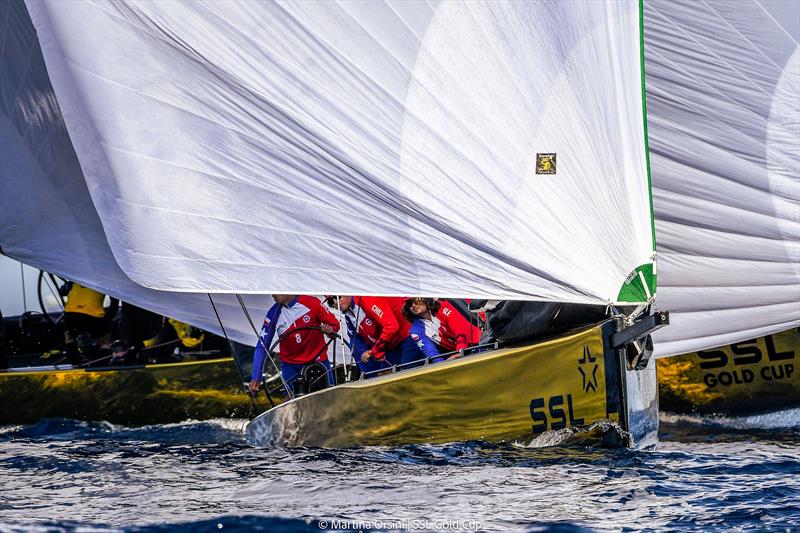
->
[536,153,556,174]
[578,345,598,393]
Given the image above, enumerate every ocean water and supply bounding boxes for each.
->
[0,410,799,532]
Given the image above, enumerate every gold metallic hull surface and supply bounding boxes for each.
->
[658,328,799,415]
[0,359,256,425]
[247,324,616,447]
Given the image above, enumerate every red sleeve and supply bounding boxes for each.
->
[362,296,398,359]
[454,333,470,352]
[313,298,340,332]
[439,301,480,351]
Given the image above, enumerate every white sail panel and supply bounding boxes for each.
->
[0,0,270,344]
[26,0,654,304]
[647,0,800,356]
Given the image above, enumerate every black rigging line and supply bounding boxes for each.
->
[235,293,290,401]
[207,293,264,415]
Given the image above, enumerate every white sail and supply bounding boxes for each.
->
[26,0,655,305]
[9,0,798,358]
[1,0,270,344]
[647,0,800,356]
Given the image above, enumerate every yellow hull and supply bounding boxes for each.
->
[0,358,261,425]
[247,323,657,448]
[658,328,800,415]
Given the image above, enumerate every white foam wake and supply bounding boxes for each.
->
[660,408,800,430]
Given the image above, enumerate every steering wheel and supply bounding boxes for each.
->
[261,325,343,394]
[37,270,67,326]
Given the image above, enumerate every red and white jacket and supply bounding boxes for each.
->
[252,295,340,379]
[345,296,410,360]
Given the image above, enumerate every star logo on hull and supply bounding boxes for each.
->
[578,345,598,393]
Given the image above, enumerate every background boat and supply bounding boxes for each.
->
[0,357,257,426]
[0,258,266,425]
[658,328,799,416]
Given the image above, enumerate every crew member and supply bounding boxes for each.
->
[402,297,445,365]
[62,282,115,363]
[249,295,340,394]
[436,299,482,352]
[325,295,414,375]
[168,318,205,351]
[402,298,482,365]
[108,339,139,366]
[63,282,108,338]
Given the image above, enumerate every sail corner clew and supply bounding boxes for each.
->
[616,262,656,304]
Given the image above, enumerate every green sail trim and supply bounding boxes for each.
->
[639,0,657,253]
[617,263,656,303]
[615,2,657,307]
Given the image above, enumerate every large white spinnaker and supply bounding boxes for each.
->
[646,0,800,356]
[27,0,656,305]
[0,0,269,344]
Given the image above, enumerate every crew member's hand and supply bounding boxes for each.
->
[320,323,334,335]
[361,350,372,363]
[248,380,260,393]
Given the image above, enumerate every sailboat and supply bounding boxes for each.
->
[0,255,260,425]
[2,0,667,446]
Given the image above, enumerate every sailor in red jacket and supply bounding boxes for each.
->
[402,298,483,366]
[437,299,483,352]
[249,295,340,394]
[325,295,414,375]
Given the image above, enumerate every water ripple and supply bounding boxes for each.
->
[0,415,798,531]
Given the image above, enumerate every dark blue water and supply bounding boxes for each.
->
[1,410,798,532]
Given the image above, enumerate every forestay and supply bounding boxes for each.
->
[27,0,655,304]
[646,0,800,356]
